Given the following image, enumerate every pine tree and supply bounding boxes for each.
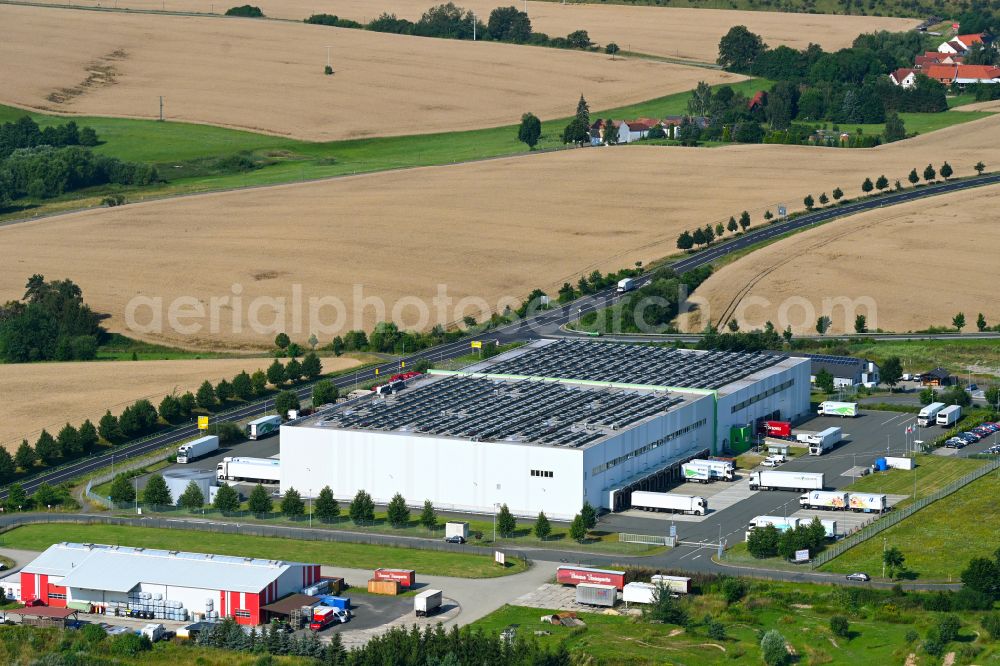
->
[213,483,241,513]
[0,448,14,483]
[57,423,81,458]
[248,483,273,516]
[580,500,597,529]
[419,499,437,530]
[179,480,205,509]
[569,514,586,542]
[348,489,375,524]
[301,352,323,379]
[575,94,590,128]
[314,485,340,522]
[281,487,305,518]
[143,474,173,506]
[196,380,216,409]
[14,440,36,472]
[77,419,98,453]
[940,161,953,180]
[386,492,410,528]
[496,503,517,538]
[231,371,253,400]
[35,430,60,465]
[533,511,551,540]
[908,168,919,185]
[739,210,751,230]
[266,359,286,387]
[109,474,136,504]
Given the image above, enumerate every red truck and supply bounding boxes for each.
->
[556,566,626,591]
[761,420,792,438]
[373,568,416,588]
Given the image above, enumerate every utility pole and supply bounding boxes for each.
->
[158,96,164,122]
[472,11,476,40]
[326,46,332,68]
[882,537,887,578]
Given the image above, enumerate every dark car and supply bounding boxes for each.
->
[444,535,467,544]
[845,572,871,582]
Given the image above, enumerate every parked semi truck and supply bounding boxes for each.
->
[176,435,219,464]
[616,278,637,293]
[216,456,281,483]
[817,401,858,417]
[807,427,843,456]
[246,415,282,440]
[800,491,848,510]
[936,405,962,427]
[688,459,735,481]
[917,402,946,427]
[749,470,824,492]
[630,491,707,516]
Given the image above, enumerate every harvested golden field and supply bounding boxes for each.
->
[681,185,1000,335]
[0,4,737,141]
[7,0,919,62]
[2,114,998,350]
[1,357,360,450]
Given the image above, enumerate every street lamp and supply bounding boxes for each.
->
[309,487,313,528]
[492,503,500,543]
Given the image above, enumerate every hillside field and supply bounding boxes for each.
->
[1,356,360,450]
[0,4,738,141]
[682,184,1000,334]
[3,0,919,63]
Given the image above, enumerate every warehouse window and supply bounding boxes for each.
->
[530,470,553,478]
[234,610,251,618]
[48,593,67,600]
[591,418,707,476]
[731,379,794,413]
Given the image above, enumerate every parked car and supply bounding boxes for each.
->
[960,432,980,443]
[846,572,871,582]
[761,455,785,467]
[444,535,467,544]
[945,437,965,448]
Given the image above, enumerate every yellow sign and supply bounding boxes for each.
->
[197,416,209,430]
[401,361,405,368]
[375,368,379,375]
[471,341,482,349]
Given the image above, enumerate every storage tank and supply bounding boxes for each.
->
[164,469,217,506]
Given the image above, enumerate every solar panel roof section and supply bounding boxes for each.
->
[319,375,684,448]
[484,340,786,390]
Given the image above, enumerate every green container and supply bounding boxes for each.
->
[729,425,752,454]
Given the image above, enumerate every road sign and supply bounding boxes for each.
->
[197,416,209,430]
[777,205,787,217]
[400,361,405,368]
[375,368,379,375]
[471,341,483,349]
[494,551,505,566]
[794,549,810,563]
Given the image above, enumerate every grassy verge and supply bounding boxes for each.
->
[841,454,986,507]
[472,577,1000,665]
[95,333,239,361]
[0,524,527,578]
[796,338,1000,379]
[821,467,1000,580]
[90,459,173,497]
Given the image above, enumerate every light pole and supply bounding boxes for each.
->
[882,537,887,578]
[134,477,139,514]
[325,46,332,68]
[492,503,500,542]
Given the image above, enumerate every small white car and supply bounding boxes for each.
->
[761,455,786,467]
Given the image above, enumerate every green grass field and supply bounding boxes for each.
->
[804,339,1000,379]
[0,524,527,578]
[845,109,994,143]
[822,467,1000,580]
[535,0,933,18]
[472,578,1000,665]
[842,454,986,505]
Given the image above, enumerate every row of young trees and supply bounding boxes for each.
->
[746,516,829,560]
[676,212,751,250]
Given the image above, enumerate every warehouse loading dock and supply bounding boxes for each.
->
[606,448,710,512]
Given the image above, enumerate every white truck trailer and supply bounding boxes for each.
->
[414,589,443,617]
[616,277,637,293]
[445,522,470,540]
[649,575,691,594]
[817,401,858,417]
[807,427,843,456]
[799,491,849,510]
[216,456,281,483]
[681,463,712,483]
[745,516,798,540]
[246,415,282,440]
[630,491,707,516]
[848,493,887,512]
[749,470,824,492]
[917,402,946,427]
[936,405,962,427]
[176,435,219,464]
[688,458,735,481]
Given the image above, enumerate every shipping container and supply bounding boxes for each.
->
[367,579,401,595]
[649,575,692,594]
[556,566,626,590]
[374,568,416,588]
[576,583,617,607]
[320,596,350,611]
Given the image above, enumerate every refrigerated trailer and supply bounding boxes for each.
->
[936,405,962,427]
[616,278,637,293]
[630,491,707,515]
[800,491,849,510]
[917,402,946,427]
[216,456,281,483]
[848,493,887,512]
[817,401,858,417]
[688,459,735,481]
[680,463,712,483]
[246,415,282,440]
[807,427,843,456]
[176,435,219,464]
[749,470,824,492]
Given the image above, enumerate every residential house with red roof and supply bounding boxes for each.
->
[890,68,917,88]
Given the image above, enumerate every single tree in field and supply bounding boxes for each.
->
[977,313,987,332]
[179,480,205,510]
[533,511,551,540]
[727,318,740,332]
[815,316,831,335]
[727,217,739,234]
[580,500,597,530]
[280,487,305,518]
[569,514,587,542]
[908,168,920,185]
[764,210,773,221]
[884,546,905,580]
[815,368,835,394]
[248,483,273,516]
[819,192,829,205]
[862,177,874,194]
[213,483,241,513]
[386,492,410,528]
[940,161,953,180]
[803,194,814,209]
[923,163,936,182]
[496,503,516,538]
[676,230,694,250]
[109,474,136,504]
[605,42,620,59]
[881,356,903,390]
[832,187,843,201]
[953,312,966,332]
[739,210,750,230]
[875,175,889,191]
[975,161,986,176]
[854,314,867,333]
[274,332,290,350]
[314,486,339,522]
[517,112,542,149]
[143,474,173,507]
[716,25,765,72]
[419,499,437,530]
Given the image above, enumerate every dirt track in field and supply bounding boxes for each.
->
[6,0,919,63]
[1,357,360,450]
[0,3,739,140]
[679,184,1000,335]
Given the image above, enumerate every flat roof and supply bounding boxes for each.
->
[261,593,320,616]
[307,374,696,449]
[11,606,78,619]
[480,340,788,391]
[24,543,312,594]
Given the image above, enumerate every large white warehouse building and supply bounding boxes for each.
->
[280,340,810,520]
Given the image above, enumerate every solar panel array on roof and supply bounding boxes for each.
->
[319,375,683,447]
[485,340,785,390]
[801,354,862,366]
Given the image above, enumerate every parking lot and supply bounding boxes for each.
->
[128,434,281,494]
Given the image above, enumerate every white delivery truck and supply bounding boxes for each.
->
[807,427,843,456]
[848,493,887,513]
[445,522,470,540]
[176,435,219,464]
[616,277,637,293]
[817,401,859,417]
[749,470,824,492]
[414,589,443,617]
[936,405,962,427]
[216,456,281,483]
[688,459,735,481]
[681,462,712,483]
[917,402,946,427]
[246,415,282,440]
[630,491,707,516]
[799,490,849,510]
